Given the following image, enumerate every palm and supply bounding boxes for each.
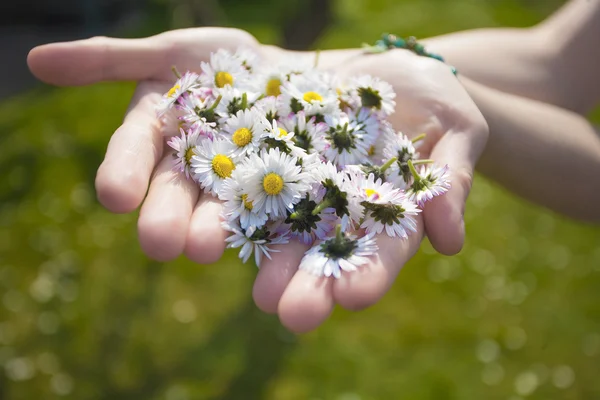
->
[28,28,487,333]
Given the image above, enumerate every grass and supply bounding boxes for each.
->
[1,0,599,399]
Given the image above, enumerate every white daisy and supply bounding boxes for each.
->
[245,148,309,218]
[257,67,287,98]
[156,71,201,116]
[281,197,337,245]
[356,173,421,238]
[200,49,251,89]
[214,86,261,122]
[234,47,260,72]
[299,226,379,279]
[222,109,268,156]
[190,137,238,196]
[383,132,419,187]
[166,126,204,179]
[177,90,220,130]
[368,120,396,165]
[352,75,396,116]
[279,111,328,154]
[280,73,339,117]
[323,112,371,167]
[220,166,269,230]
[254,96,283,122]
[406,163,452,206]
[222,221,289,267]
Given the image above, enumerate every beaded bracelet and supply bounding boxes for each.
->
[363,33,457,75]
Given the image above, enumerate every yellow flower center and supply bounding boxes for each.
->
[215,71,234,88]
[303,91,323,103]
[232,127,253,147]
[365,188,380,200]
[241,194,253,211]
[185,147,195,165]
[368,145,376,156]
[263,173,284,195]
[211,154,235,178]
[277,128,288,138]
[266,78,282,97]
[167,84,181,98]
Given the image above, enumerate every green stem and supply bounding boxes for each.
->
[412,159,434,165]
[241,92,248,110]
[407,159,422,182]
[289,212,300,220]
[208,95,223,111]
[312,198,334,216]
[171,66,182,79]
[379,157,398,174]
[411,133,426,143]
[314,49,321,68]
[334,224,343,243]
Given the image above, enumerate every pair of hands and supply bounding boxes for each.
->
[27,28,488,333]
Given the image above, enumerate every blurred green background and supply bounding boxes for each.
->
[2,0,600,399]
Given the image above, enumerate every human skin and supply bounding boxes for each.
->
[27,29,487,333]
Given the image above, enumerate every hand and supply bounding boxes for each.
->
[28,28,487,333]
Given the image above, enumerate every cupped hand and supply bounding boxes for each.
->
[28,28,487,333]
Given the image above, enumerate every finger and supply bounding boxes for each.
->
[252,240,308,314]
[184,195,228,264]
[278,270,335,334]
[137,156,200,261]
[27,35,170,85]
[95,82,166,213]
[424,128,485,255]
[333,219,424,311]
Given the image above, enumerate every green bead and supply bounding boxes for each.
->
[394,38,406,48]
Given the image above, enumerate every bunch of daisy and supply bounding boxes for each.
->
[156,48,450,278]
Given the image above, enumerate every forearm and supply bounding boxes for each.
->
[461,76,600,222]
[423,0,600,114]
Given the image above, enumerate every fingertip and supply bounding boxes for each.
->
[137,209,188,262]
[184,229,226,264]
[333,266,389,311]
[184,197,227,264]
[333,231,423,311]
[252,241,308,314]
[423,171,469,255]
[95,163,147,213]
[278,271,334,334]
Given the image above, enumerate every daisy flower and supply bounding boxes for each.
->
[356,173,421,238]
[222,109,268,156]
[323,112,371,167]
[190,137,238,196]
[200,49,251,89]
[167,126,204,179]
[280,73,338,117]
[311,162,348,211]
[254,96,283,122]
[279,111,328,154]
[156,71,201,116]
[223,221,289,267]
[214,86,261,122]
[257,67,287,97]
[176,90,221,130]
[352,75,396,116]
[406,162,452,206]
[383,132,419,186]
[234,47,260,72]
[245,148,309,218]
[220,166,269,230]
[282,197,337,245]
[299,225,378,279]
